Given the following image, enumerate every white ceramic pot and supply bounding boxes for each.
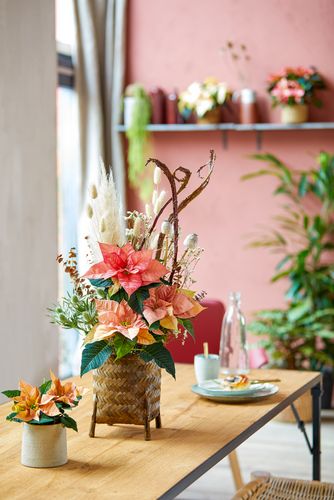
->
[21,423,67,468]
[123,96,136,128]
[281,104,308,124]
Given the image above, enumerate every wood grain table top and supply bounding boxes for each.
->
[0,366,321,500]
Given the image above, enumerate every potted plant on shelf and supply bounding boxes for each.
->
[2,372,85,467]
[178,78,231,124]
[123,83,152,200]
[267,66,325,124]
[243,152,334,420]
[50,152,215,440]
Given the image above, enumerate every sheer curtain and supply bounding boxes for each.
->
[73,0,127,215]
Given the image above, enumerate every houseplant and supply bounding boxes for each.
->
[243,152,334,417]
[267,66,325,124]
[2,371,85,467]
[124,83,152,200]
[51,152,215,439]
[178,78,231,124]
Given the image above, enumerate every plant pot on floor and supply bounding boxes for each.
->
[197,107,221,124]
[281,104,308,124]
[21,423,67,468]
[89,355,161,440]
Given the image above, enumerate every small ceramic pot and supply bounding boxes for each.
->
[281,104,308,124]
[197,107,221,124]
[21,423,67,468]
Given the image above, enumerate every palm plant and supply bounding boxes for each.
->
[243,152,334,370]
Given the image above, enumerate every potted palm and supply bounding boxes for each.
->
[243,152,334,419]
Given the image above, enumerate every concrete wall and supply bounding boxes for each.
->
[127,0,334,317]
[0,0,58,400]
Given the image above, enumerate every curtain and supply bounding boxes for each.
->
[73,0,127,212]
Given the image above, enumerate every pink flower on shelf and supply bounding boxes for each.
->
[88,299,156,345]
[83,242,167,296]
[271,78,305,104]
[143,284,205,330]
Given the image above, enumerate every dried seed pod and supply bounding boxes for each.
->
[133,217,143,238]
[161,220,172,235]
[183,233,198,249]
[145,203,152,218]
[154,190,166,215]
[152,189,158,206]
[153,166,162,185]
[87,204,94,218]
[99,217,106,233]
[89,184,98,199]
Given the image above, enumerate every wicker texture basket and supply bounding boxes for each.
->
[233,477,334,499]
[92,355,161,427]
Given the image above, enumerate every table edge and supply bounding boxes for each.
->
[158,372,322,500]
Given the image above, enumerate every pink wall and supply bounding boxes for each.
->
[126,0,334,317]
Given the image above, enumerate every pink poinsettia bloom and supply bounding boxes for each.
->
[88,299,156,345]
[143,285,205,330]
[47,370,85,407]
[11,381,60,422]
[83,242,167,296]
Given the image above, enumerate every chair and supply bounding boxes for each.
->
[167,298,244,490]
[232,476,334,499]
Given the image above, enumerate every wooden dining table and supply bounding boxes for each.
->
[0,365,322,500]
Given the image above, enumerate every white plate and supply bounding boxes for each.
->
[192,383,279,403]
[199,379,266,396]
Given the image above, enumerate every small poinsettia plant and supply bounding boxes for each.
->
[267,66,325,107]
[50,152,215,378]
[2,371,86,431]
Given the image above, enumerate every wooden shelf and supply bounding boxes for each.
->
[116,122,334,132]
[116,122,334,150]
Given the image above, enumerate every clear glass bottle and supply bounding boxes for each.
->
[219,292,249,374]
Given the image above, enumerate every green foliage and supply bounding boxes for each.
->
[244,151,334,368]
[113,334,136,360]
[125,84,152,200]
[80,340,114,376]
[2,390,20,398]
[140,342,176,378]
[39,379,52,395]
[178,318,195,338]
[49,291,98,335]
[60,414,78,432]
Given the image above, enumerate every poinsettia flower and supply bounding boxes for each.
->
[11,381,60,422]
[46,370,84,406]
[143,285,205,330]
[87,299,154,344]
[83,242,167,296]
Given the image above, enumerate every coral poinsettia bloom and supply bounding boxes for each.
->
[11,381,60,422]
[83,242,167,296]
[88,299,155,345]
[143,285,205,330]
[47,370,84,406]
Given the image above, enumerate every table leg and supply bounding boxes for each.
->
[311,383,321,481]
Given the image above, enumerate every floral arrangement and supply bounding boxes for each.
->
[2,371,85,431]
[51,152,215,378]
[178,78,231,119]
[267,66,325,107]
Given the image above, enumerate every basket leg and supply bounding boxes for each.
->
[145,417,151,441]
[155,413,162,429]
[89,394,98,438]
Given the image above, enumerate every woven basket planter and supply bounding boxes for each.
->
[89,355,161,440]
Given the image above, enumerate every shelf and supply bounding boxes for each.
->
[116,122,334,150]
[116,122,334,132]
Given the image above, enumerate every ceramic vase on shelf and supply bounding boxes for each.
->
[197,107,221,125]
[123,96,136,128]
[281,104,308,124]
[90,355,161,441]
[21,423,67,468]
[239,88,258,124]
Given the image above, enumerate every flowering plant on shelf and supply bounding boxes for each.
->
[267,66,325,107]
[2,371,85,431]
[178,78,231,119]
[50,152,215,378]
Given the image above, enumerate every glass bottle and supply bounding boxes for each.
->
[219,292,249,374]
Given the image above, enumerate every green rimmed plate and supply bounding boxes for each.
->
[192,383,279,403]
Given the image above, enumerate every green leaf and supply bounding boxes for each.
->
[178,318,195,338]
[60,414,78,432]
[140,343,176,378]
[275,254,292,271]
[113,333,136,360]
[39,379,52,395]
[287,298,312,323]
[298,173,309,197]
[2,390,20,399]
[6,412,18,421]
[150,320,161,330]
[29,413,56,425]
[81,340,113,376]
[89,278,113,288]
